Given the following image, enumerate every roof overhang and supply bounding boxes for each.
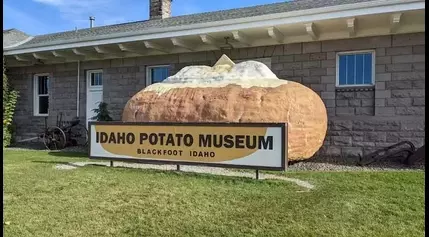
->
[4,0,425,67]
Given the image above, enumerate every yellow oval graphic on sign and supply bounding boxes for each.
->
[94,124,270,163]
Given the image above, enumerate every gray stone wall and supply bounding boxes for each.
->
[335,89,375,116]
[7,70,46,141]
[7,62,88,141]
[7,32,425,162]
[320,117,425,162]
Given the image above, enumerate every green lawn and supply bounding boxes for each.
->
[3,149,425,237]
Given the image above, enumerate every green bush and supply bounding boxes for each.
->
[3,60,19,147]
[91,102,113,121]
[3,129,11,147]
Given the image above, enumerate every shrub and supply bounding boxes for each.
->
[3,60,19,147]
[91,102,113,121]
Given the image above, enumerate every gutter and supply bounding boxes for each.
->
[4,36,34,49]
[76,60,80,118]
[3,0,425,55]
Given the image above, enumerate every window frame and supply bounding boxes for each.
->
[146,65,170,86]
[33,73,50,116]
[335,50,376,88]
[86,69,103,89]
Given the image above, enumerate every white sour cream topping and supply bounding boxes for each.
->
[143,55,288,95]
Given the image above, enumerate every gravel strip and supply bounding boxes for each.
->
[287,161,424,172]
[8,146,424,172]
[7,144,423,190]
[55,164,78,170]
[64,161,315,190]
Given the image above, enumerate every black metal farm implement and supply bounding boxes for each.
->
[357,141,421,166]
[39,112,88,150]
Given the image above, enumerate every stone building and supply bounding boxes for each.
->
[3,0,425,161]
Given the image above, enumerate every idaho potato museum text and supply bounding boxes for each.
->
[96,132,274,150]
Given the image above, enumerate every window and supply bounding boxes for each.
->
[33,73,50,116]
[88,70,103,87]
[336,51,375,87]
[146,65,170,85]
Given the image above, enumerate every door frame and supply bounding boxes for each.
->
[86,69,103,127]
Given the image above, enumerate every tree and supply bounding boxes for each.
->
[91,102,113,121]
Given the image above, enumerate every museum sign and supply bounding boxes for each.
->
[89,122,287,170]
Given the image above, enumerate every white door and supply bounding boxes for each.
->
[86,69,103,127]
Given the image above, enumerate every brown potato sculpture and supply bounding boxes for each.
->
[122,55,328,161]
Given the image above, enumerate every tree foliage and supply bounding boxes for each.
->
[91,102,113,121]
[3,59,19,147]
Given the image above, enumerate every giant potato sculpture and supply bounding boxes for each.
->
[122,55,327,161]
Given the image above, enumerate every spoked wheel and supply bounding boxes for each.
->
[68,124,89,146]
[42,126,66,150]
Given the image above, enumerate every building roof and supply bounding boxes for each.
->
[5,0,375,50]
[3,29,32,48]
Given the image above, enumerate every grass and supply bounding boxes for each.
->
[3,149,425,237]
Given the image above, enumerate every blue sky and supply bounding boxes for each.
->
[4,0,285,36]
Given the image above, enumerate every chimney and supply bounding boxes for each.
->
[150,0,172,20]
[89,16,95,28]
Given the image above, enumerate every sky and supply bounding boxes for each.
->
[3,0,286,36]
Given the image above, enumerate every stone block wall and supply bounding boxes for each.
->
[321,118,425,161]
[6,63,88,141]
[7,32,425,162]
[7,71,46,141]
[335,89,375,116]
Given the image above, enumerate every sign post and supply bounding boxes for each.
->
[88,122,287,172]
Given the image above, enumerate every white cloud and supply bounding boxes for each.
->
[3,4,51,35]
[32,0,63,4]
[31,0,208,31]
[21,0,207,34]
[32,0,133,29]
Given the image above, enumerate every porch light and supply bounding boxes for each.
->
[219,37,233,56]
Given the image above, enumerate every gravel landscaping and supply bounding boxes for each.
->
[7,143,424,172]
[55,161,316,189]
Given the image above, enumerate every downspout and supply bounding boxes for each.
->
[76,60,80,118]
